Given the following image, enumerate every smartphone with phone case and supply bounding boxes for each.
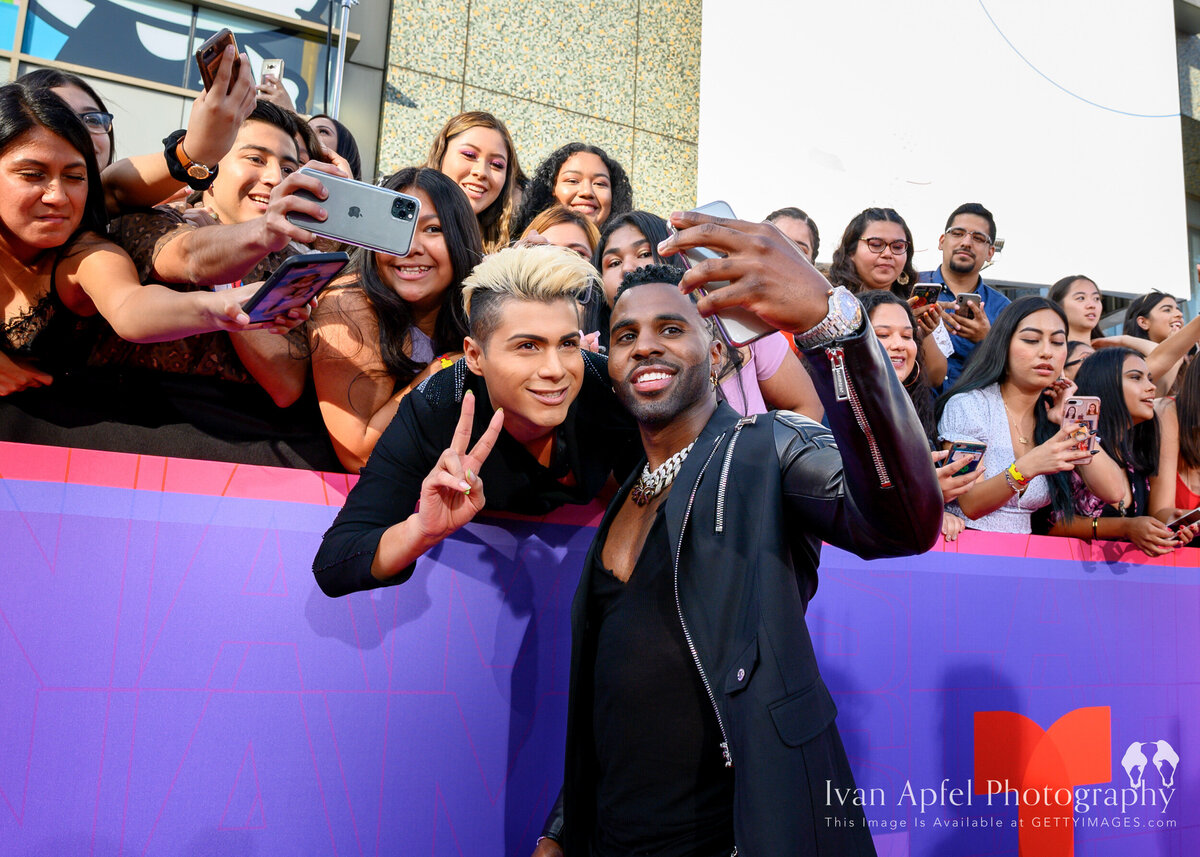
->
[1063,396,1100,454]
[955,292,982,320]
[286,167,421,257]
[910,284,941,310]
[195,28,241,92]
[669,200,776,347]
[261,58,284,84]
[241,252,349,323]
[1167,506,1200,533]
[946,441,987,476]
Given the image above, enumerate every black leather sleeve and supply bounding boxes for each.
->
[540,787,564,843]
[780,322,943,559]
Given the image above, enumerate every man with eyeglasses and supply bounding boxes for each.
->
[917,202,1010,392]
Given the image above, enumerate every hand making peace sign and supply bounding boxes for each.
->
[414,391,505,542]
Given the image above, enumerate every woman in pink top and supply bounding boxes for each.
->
[719,330,822,419]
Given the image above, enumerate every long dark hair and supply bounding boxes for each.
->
[859,290,935,443]
[1122,291,1175,340]
[514,142,632,236]
[1048,274,1102,339]
[828,207,918,299]
[349,167,482,388]
[309,113,362,180]
[0,83,107,240]
[936,296,1073,519]
[1177,359,1200,472]
[1073,347,1159,479]
[17,69,114,168]
[586,210,685,336]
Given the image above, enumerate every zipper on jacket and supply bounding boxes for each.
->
[826,345,892,489]
[674,433,735,768]
[715,415,756,533]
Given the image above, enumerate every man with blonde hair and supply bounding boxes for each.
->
[314,244,638,597]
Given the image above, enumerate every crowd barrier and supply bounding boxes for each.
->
[0,441,1195,857]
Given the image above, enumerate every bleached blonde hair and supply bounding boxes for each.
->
[461,244,599,342]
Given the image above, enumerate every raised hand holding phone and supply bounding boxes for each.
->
[415,391,505,544]
[657,208,833,336]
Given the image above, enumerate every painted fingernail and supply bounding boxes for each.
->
[466,469,473,482]
[459,482,470,492]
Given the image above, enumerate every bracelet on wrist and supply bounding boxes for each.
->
[1006,462,1030,486]
[1091,516,1099,541]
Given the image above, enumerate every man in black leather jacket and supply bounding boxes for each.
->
[537,212,943,856]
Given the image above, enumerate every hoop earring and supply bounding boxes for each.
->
[898,272,910,287]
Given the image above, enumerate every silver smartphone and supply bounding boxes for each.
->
[286,167,421,257]
[671,200,776,348]
[261,58,284,83]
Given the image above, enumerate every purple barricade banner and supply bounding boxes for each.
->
[0,442,1196,857]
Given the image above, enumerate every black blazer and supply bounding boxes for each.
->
[557,324,943,855]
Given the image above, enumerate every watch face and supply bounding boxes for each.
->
[187,163,211,180]
[834,288,862,321]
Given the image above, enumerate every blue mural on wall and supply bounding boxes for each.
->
[22,0,332,112]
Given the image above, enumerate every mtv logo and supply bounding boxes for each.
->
[1121,740,1179,788]
[348,206,362,218]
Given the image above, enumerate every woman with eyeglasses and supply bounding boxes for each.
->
[0,83,303,398]
[308,167,483,472]
[829,207,948,387]
[1062,340,1094,382]
[18,51,256,216]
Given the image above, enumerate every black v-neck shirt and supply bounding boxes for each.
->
[586,506,735,857]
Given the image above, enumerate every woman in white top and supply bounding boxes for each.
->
[935,296,1124,533]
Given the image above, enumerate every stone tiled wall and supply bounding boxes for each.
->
[378,0,700,217]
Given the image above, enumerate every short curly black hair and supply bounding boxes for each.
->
[613,264,685,305]
[513,142,633,235]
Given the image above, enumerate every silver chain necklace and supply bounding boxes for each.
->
[630,441,696,506]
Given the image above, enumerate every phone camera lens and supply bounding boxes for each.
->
[391,198,416,220]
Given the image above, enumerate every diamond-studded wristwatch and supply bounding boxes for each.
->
[793,286,864,349]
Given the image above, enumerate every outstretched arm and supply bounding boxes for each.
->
[101,47,256,214]
[781,324,944,558]
[659,210,943,557]
[58,235,303,342]
[149,163,336,286]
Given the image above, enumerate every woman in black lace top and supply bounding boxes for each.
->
[0,83,304,396]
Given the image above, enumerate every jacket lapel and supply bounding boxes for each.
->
[662,402,744,567]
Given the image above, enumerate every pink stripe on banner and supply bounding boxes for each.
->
[3,441,1197,557]
[0,442,349,507]
[0,442,605,525]
[930,527,1200,566]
